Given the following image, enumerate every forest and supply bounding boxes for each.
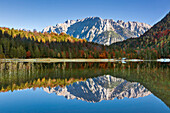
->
[110,12,170,58]
[0,12,169,59]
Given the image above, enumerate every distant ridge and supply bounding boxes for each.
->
[42,17,151,45]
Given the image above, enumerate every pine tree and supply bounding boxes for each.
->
[0,45,3,54]
[34,45,40,58]
[10,47,17,58]
[19,46,26,58]
[2,38,10,57]
[0,44,5,58]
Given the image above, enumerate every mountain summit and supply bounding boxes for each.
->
[42,17,151,45]
[43,75,151,102]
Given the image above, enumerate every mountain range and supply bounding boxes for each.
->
[43,75,151,102]
[42,17,151,45]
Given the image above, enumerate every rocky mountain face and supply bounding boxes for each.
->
[42,17,151,45]
[43,75,151,103]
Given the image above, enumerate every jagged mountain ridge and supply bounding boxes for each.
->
[42,17,151,45]
[110,12,170,58]
[43,75,151,103]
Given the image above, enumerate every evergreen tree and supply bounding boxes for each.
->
[34,45,40,58]
[0,45,3,54]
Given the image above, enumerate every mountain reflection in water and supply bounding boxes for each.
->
[43,75,151,102]
[0,62,169,108]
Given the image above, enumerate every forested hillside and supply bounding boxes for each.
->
[0,27,114,58]
[0,13,169,59]
[110,12,170,59]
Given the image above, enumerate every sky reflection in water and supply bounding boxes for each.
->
[0,62,169,113]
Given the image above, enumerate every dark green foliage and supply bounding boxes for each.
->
[0,45,3,54]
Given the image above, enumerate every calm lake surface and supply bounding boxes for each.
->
[0,62,169,113]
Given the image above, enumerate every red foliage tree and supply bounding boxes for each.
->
[26,51,31,58]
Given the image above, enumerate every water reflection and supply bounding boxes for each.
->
[44,75,151,102]
[0,62,169,108]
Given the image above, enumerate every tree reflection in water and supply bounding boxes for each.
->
[0,62,169,107]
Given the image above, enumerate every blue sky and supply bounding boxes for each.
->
[0,0,169,31]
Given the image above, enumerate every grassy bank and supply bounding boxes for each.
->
[0,58,156,63]
[1,58,169,63]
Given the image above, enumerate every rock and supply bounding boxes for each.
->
[42,17,151,45]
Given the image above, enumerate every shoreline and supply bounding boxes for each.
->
[0,58,169,63]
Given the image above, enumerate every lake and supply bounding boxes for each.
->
[0,62,169,113]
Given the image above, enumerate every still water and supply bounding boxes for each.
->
[0,62,169,113]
